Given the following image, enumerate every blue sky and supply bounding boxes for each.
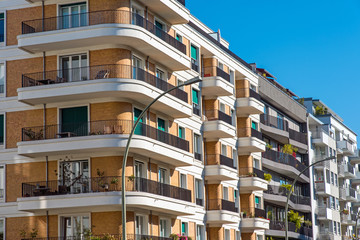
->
[187,0,360,136]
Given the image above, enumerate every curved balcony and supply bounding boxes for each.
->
[201,66,234,96]
[239,167,268,193]
[18,120,193,166]
[341,212,356,225]
[206,199,240,224]
[205,154,238,181]
[203,110,236,139]
[18,65,191,117]
[22,234,170,240]
[260,114,289,144]
[262,149,309,183]
[267,221,313,240]
[241,208,269,232]
[19,176,195,215]
[236,88,264,116]
[264,185,311,212]
[19,11,190,70]
[237,128,266,155]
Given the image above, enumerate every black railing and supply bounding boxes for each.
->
[265,185,311,206]
[204,110,232,125]
[236,88,261,101]
[206,154,236,169]
[22,119,189,152]
[269,221,312,237]
[196,198,203,206]
[21,11,186,54]
[22,176,191,202]
[202,66,230,82]
[176,0,186,6]
[262,149,309,177]
[207,199,237,212]
[191,59,199,72]
[346,163,355,175]
[260,114,289,132]
[251,128,263,140]
[239,167,265,179]
[193,103,201,116]
[21,234,172,240]
[249,88,261,101]
[348,187,356,198]
[238,127,263,140]
[289,128,307,145]
[22,64,188,103]
[194,152,202,161]
[242,208,266,218]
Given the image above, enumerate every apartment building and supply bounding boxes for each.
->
[0,0,271,240]
[304,98,359,240]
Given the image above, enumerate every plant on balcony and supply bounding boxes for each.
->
[266,143,273,149]
[19,228,38,240]
[247,172,257,177]
[297,98,305,106]
[304,220,312,227]
[280,183,294,193]
[288,210,304,232]
[342,209,349,215]
[264,173,272,182]
[110,177,119,190]
[267,211,273,220]
[170,233,192,240]
[282,144,298,155]
[128,174,135,182]
[24,128,43,140]
[315,105,328,115]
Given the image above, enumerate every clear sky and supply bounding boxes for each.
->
[187,0,360,136]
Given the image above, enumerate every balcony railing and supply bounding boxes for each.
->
[204,110,232,125]
[207,199,238,213]
[236,88,261,102]
[206,154,236,169]
[176,0,186,6]
[202,66,230,82]
[312,128,332,139]
[269,221,312,237]
[289,128,307,145]
[22,11,186,54]
[196,198,203,206]
[191,59,199,72]
[193,103,201,116]
[22,119,189,152]
[347,186,356,198]
[241,207,266,219]
[21,234,172,240]
[22,176,191,202]
[22,64,188,103]
[239,167,265,179]
[265,185,311,206]
[345,163,355,175]
[262,149,309,177]
[260,114,289,132]
[194,152,202,161]
[237,127,263,140]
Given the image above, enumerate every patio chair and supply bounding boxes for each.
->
[95,69,110,79]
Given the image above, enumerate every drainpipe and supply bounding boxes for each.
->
[42,1,45,32]
[145,7,148,28]
[46,210,49,240]
[150,210,153,236]
[43,103,46,139]
[149,158,151,181]
[46,156,48,188]
[42,52,46,82]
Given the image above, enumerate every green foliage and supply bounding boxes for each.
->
[128,175,136,181]
[288,210,304,232]
[304,220,312,227]
[282,144,298,155]
[315,105,328,115]
[267,211,273,220]
[264,173,272,182]
[19,228,38,240]
[19,229,27,239]
[298,98,304,106]
[266,143,273,149]
[280,183,294,193]
[111,178,119,185]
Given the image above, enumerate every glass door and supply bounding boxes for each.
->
[59,160,89,194]
[134,161,145,191]
[135,215,147,237]
[277,113,284,130]
[60,215,90,239]
[155,20,164,39]
[132,56,143,80]
[60,3,87,29]
[131,7,143,27]
[160,219,168,237]
[60,54,88,82]
[134,108,145,135]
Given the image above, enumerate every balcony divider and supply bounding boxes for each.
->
[204,110,232,125]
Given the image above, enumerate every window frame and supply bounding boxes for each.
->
[0,12,5,45]
[180,173,187,189]
[0,62,5,97]
[0,165,4,202]
[193,133,201,154]
[178,126,185,140]
[58,213,90,238]
[181,221,188,236]
[0,113,5,147]
[157,117,167,132]
[0,218,4,240]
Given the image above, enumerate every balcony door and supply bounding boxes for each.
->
[155,20,165,39]
[59,160,89,194]
[134,108,145,136]
[160,219,169,238]
[60,106,88,137]
[60,3,87,29]
[60,54,88,82]
[132,56,143,80]
[134,161,145,191]
[135,215,147,237]
[60,215,89,239]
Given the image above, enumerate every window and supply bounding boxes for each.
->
[134,161,145,178]
[0,115,3,145]
[194,134,201,155]
[256,235,264,240]
[60,54,88,82]
[195,179,202,202]
[60,3,87,29]
[176,34,183,43]
[192,89,200,116]
[179,126,185,139]
[134,108,145,135]
[251,121,258,130]
[156,68,165,80]
[219,103,226,113]
[180,174,187,189]
[277,113,284,130]
[0,166,4,200]
[159,168,167,184]
[160,219,169,237]
[181,222,188,236]
[234,189,238,208]
[132,56,143,79]
[60,106,88,136]
[155,20,165,39]
[196,225,204,240]
[233,149,237,168]
[330,196,335,209]
[135,215,147,235]
[0,63,4,94]
[60,215,89,238]
[0,13,4,43]
[221,144,227,156]
[331,172,334,185]
[255,196,261,208]
[335,173,338,186]
[253,158,260,169]
[335,198,339,210]
[177,79,185,91]
[223,186,228,200]
[337,222,340,235]
[333,221,336,234]
[218,62,224,70]
[131,7,142,25]
[157,118,166,132]
[59,160,89,193]
[326,169,330,183]
[250,84,257,91]
[191,45,199,72]
[224,229,230,240]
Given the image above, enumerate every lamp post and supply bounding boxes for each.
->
[121,76,202,240]
[285,155,336,240]
[355,212,360,240]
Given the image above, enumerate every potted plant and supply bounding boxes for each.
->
[288,210,304,232]
[342,209,349,215]
[304,220,312,227]
[280,183,294,193]
[264,173,272,182]
[110,177,119,191]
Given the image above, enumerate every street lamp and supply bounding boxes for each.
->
[285,155,336,240]
[355,212,360,240]
[121,76,202,240]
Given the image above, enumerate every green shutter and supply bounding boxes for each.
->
[251,121,257,130]
[0,115,3,144]
[192,89,199,105]
[191,45,198,60]
[0,13,4,19]
[182,222,186,233]
[134,108,143,135]
[158,118,165,131]
[179,127,183,139]
[61,106,88,136]
[255,196,259,204]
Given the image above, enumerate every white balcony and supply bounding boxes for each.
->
[206,199,240,224]
[315,181,332,196]
[239,177,268,193]
[202,67,234,97]
[312,129,333,147]
[337,140,355,156]
[341,213,356,226]
[205,165,238,181]
[237,129,266,155]
[241,218,269,232]
[203,121,236,139]
[350,149,360,164]
[236,88,264,116]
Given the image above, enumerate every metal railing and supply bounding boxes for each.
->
[204,110,232,125]
[262,149,309,177]
[237,127,263,140]
[347,186,356,198]
[289,128,308,145]
[345,163,355,175]
[269,221,312,237]
[312,128,331,139]
[22,176,191,202]
[260,114,289,132]
[193,103,201,116]
[194,152,202,161]
[207,199,238,212]
[202,66,230,82]
[238,167,264,179]
[22,64,188,103]
[21,234,172,240]
[191,59,199,72]
[241,207,266,218]
[22,119,189,152]
[265,185,311,206]
[21,10,186,54]
[206,154,236,169]
[196,198,203,206]
[236,88,261,101]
